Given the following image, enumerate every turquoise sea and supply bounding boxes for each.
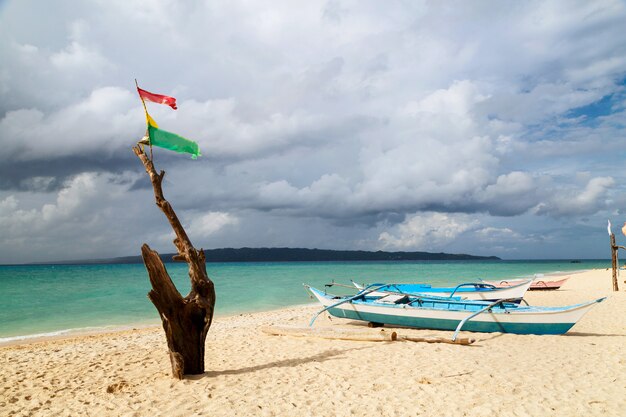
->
[0,260,610,342]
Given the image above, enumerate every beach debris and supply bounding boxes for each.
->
[105,381,128,393]
[262,326,475,345]
[262,325,396,341]
[396,334,476,345]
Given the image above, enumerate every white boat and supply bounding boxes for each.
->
[305,285,605,338]
[482,277,569,291]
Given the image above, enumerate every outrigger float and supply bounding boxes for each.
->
[305,284,605,340]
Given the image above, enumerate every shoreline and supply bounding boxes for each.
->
[0,302,319,348]
[0,268,611,347]
[1,268,624,416]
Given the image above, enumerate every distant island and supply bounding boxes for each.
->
[50,247,500,264]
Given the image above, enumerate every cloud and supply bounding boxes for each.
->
[0,171,156,263]
[0,86,140,162]
[50,41,111,72]
[186,211,239,240]
[1,1,626,262]
[0,173,104,236]
[170,98,345,160]
[402,80,490,117]
[50,17,114,74]
[476,171,542,216]
[536,176,615,216]
[378,212,480,250]
[474,226,522,242]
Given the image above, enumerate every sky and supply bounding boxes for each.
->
[1,0,626,264]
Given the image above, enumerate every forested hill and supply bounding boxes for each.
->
[58,247,501,264]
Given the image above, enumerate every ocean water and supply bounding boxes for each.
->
[0,260,610,341]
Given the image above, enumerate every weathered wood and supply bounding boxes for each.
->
[262,326,475,345]
[262,326,397,341]
[397,335,476,346]
[133,145,216,379]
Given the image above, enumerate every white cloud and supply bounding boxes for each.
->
[3,172,126,229]
[378,212,480,250]
[171,99,336,159]
[50,41,113,72]
[0,172,151,263]
[0,86,139,161]
[187,211,239,239]
[0,195,18,214]
[402,80,490,117]
[537,176,615,216]
[476,172,542,216]
[475,227,522,242]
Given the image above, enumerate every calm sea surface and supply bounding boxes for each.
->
[0,260,610,341]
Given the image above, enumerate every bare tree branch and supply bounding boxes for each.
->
[133,145,216,378]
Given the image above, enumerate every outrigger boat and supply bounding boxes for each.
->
[350,279,532,302]
[305,284,605,340]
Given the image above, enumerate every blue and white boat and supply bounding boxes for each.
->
[305,285,605,339]
[351,279,532,302]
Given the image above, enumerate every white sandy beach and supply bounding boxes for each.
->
[1,268,625,417]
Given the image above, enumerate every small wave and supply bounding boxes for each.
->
[0,324,151,345]
[0,329,75,344]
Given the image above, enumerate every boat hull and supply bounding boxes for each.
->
[307,286,605,335]
[484,277,569,291]
[325,306,574,335]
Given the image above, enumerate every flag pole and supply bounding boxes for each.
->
[135,79,154,161]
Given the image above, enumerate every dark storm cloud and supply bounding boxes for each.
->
[0,152,139,192]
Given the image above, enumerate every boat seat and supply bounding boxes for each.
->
[376,294,410,304]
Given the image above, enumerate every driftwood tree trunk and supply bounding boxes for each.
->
[133,145,216,379]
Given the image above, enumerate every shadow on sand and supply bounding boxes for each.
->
[564,331,625,337]
[188,345,375,380]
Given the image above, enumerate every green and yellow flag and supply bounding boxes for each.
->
[136,83,201,159]
[145,112,201,159]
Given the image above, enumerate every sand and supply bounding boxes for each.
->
[1,269,625,417]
